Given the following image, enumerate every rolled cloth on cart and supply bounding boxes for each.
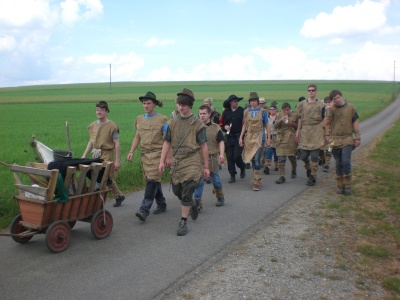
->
[48,158,103,178]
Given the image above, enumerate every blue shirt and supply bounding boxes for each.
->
[144,112,168,132]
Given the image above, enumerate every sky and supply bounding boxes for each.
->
[1,0,400,88]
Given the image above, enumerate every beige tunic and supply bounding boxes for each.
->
[242,109,264,163]
[88,120,119,161]
[267,114,278,147]
[275,111,299,156]
[204,122,223,173]
[296,100,325,150]
[326,101,357,148]
[135,113,167,181]
[169,115,206,184]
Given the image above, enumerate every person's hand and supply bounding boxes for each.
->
[324,135,330,144]
[354,139,361,148]
[295,132,300,143]
[165,156,172,168]
[239,138,244,147]
[266,138,271,148]
[127,152,133,161]
[224,125,231,131]
[219,154,225,165]
[159,162,165,173]
[114,160,121,170]
[203,168,210,179]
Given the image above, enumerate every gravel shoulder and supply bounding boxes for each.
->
[158,140,385,300]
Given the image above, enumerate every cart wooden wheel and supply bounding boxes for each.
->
[45,221,71,253]
[10,214,32,244]
[91,210,113,239]
[68,221,76,229]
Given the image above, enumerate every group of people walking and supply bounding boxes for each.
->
[81,84,361,236]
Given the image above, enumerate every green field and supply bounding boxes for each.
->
[0,80,398,227]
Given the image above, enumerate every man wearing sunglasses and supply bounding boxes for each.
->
[295,84,326,186]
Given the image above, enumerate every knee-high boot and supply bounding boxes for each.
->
[336,176,344,194]
[343,173,352,195]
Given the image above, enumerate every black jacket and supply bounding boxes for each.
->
[220,106,244,137]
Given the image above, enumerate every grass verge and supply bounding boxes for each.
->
[319,120,400,298]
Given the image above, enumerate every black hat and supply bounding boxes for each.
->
[298,96,306,102]
[139,91,162,106]
[223,94,243,109]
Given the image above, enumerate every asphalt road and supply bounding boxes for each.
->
[1,96,399,300]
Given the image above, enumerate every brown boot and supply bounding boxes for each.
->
[336,176,344,194]
[214,188,225,207]
[288,156,297,178]
[343,174,352,195]
[304,161,311,178]
[253,170,262,191]
[276,162,286,184]
[264,159,271,174]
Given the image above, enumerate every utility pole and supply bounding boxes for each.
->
[109,64,112,94]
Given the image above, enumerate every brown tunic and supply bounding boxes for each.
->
[242,109,264,163]
[326,101,357,148]
[204,122,223,173]
[135,113,167,181]
[169,115,206,184]
[296,100,325,150]
[267,114,278,147]
[88,120,119,161]
[275,111,299,156]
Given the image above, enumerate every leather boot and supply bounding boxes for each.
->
[304,161,311,178]
[288,156,297,178]
[214,188,225,207]
[336,176,344,194]
[343,173,352,195]
[311,163,318,178]
[264,159,271,174]
[253,169,262,191]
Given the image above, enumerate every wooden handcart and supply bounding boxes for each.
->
[3,160,114,253]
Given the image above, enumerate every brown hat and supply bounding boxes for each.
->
[96,100,110,112]
[249,92,259,101]
[177,88,195,101]
[139,91,162,106]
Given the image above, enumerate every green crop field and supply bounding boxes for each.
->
[0,80,398,227]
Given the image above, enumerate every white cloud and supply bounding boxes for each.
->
[301,0,390,39]
[60,0,103,27]
[253,42,400,81]
[146,38,175,47]
[57,52,145,83]
[142,54,258,81]
[0,35,17,52]
[0,0,57,29]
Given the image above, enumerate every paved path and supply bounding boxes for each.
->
[1,96,399,300]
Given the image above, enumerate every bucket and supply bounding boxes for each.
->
[53,150,73,161]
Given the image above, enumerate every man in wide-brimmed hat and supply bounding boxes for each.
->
[239,92,270,191]
[159,88,210,236]
[220,94,246,183]
[82,100,125,207]
[127,91,168,222]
